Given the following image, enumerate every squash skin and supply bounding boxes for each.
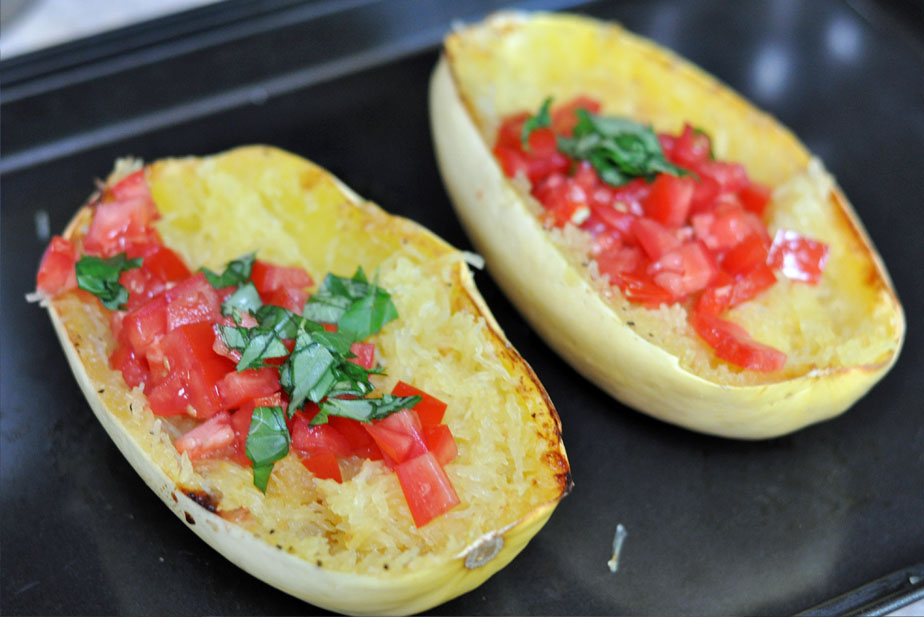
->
[429,12,905,439]
[43,146,570,615]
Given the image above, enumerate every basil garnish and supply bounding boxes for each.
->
[200,252,255,289]
[312,394,422,426]
[217,325,289,371]
[246,406,290,493]
[556,108,689,187]
[520,97,552,149]
[303,267,398,340]
[221,281,263,317]
[75,253,142,310]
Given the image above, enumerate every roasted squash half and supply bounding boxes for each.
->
[40,146,570,615]
[429,12,905,439]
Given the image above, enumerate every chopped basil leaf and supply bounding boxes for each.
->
[217,325,289,371]
[245,406,290,492]
[557,109,688,186]
[200,252,255,289]
[304,267,398,342]
[255,304,303,339]
[338,281,398,343]
[221,281,263,317]
[279,331,338,413]
[75,253,143,310]
[311,394,422,426]
[520,97,552,149]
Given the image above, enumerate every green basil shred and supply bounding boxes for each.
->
[246,406,290,493]
[75,253,142,310]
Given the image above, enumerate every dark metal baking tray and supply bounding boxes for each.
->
[2,0,923,614]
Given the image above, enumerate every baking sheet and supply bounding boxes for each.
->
[2,0,923,614]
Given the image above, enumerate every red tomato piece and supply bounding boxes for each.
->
[689,175,721,216]
[165,272,221,331]
[217,367,280,410]
[642,173,695,227]
[662,124,713,168]
[36,236,78,295]
[121,294,167,354]
[537,179,591,228]
[596,246,643,279]
[299,452,342,483]
[265,286,308,314]
[421,424,458,466]
[395,452,460,527]
[251,260,313,295]
[632,217,682,260]
[364,409,427,464]
[728,264,777,308]
[174,411,236,461]
[327,417,383,461]
[694,160,750,193]
[612,271,678,307]
[291,414,353,458]
[147,371,191,416]
[721,233,769,276]
[692,207,753,252]
[767,230,829,284]
[690,313,786,371]
[348,342,376,370]
[649,242,716,298]
[83,195,157,257]
[525,127,558,156]
[109,344,150,389]
[738,182,772,216]
[229,406,255,466]
[120,268,167,311]
[106,169,155,210]
[159,322,236,419]
[495,112,529,148]
[391,381,448,426]
[141,245,191,282]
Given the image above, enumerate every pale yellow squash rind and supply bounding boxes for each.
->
[44,145,569,615]
[429,12,904,438]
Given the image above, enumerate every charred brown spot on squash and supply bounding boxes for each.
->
[180,487,218,513]
[184,511,196,525]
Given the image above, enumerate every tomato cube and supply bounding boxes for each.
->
[218,367,281,410]
[391,381,447,426]
[691,313,786,372]
[121,294,167,354]
[642,173,695,227]
[632,217,682,260]
[768,229,829,284]
[264,286,308,314]
[147,371,191,416]
[327,416,382,460]
[251,260,313,294]
[109,344,150,389]
[165,272,221,331]
[290,412,352,458]
[159,322,236,419]
[347,342,376,370]
[299,452,342,483]
[36,236,79,296]
[721,234,769,276]
[395,452,460,527]
[738,182,773,216]
[174,411,235,461]
[422,424,458,466]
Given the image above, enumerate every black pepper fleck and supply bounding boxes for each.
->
[383,564,389,570]
[97,388,105,394]
[627,321,635,326]
[316,560,323,567]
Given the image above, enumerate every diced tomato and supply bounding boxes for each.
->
[727,264,777,307]
[164,272,221,330]
[364,409,427,464]
[689,175,721,216]
[174,411,235,461]
[391,381,448,426]
[537,178,590,228]
[106,169,154,207]
[109,344,149,389]
[265,286,308,314]
[643,174,695,227]
[147,371,191,416]
[694,160,750,193]
[649,242,716,297]
[495,112,529,148]
[596,246,643,279]
[141,245,191,282]
[721,233,769,276]
[662,124,713,168]
[291,415,352,459]
[327,417,383,460]
[299,452,342,483]
[738,182,772,216]
[121,294,167,354]
[348,342,375,370]
[551,96,601,136]
[493,143,570,186]
[611,271,678,307]
[395,452,460,527]
[36,236,78,295]
[632,218,681,260]
[158,322,236,419]
[422,424,458,466]
[229,406,255,466]
[525,127,558,156]
[83,195,157,257]
[217,367,280,410]
[120,268,166,311]
[767,229,829,284]
[690,313,786,371]
[251,260,313,295]
[692,206,753,252]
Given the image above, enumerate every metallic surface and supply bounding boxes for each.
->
[2,0,922,614]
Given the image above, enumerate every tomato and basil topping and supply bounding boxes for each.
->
[36,170,460,527]
[495,97,830,372]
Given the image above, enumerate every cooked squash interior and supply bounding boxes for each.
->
[445,13,902,385]
[52,147,567,574]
